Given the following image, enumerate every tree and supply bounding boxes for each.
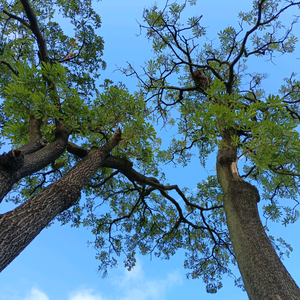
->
[0,0,300,299]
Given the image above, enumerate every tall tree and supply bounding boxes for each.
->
[0,0,158,270]
[1,1,300,300]
[126,1,300,298]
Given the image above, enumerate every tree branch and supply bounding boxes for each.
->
[0,61,19,76]
[29,115,42,143]
[19,0,49,63]
[0,124,70,202]
[3,9,31,29]
[67,142,89,158]
[268,164,300,177]
[0,130,122,271]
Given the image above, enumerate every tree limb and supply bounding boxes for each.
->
[3,9,31,29]
[19,0,49,63]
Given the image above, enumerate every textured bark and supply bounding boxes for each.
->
[29,115,42,142]
[0,130,122,272]
[0,124,69,203]
[67,144,164,188]
[217,142,300,300]
[18,139,47,155]
[103,156,162,187]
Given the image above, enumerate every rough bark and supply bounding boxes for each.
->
[29,115,42,142]
[67,147,165,188]
[217,141,300,300]
[0,125,70,203]
[0,130,122,271]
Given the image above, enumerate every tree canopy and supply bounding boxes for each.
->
[1,0,300,299]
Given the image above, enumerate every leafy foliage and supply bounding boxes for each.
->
[1,0,300,295]
[122,0,300,291]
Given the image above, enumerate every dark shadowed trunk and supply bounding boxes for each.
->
[0,124,70,203]
[217,139,300,300]
[0,130,122,272]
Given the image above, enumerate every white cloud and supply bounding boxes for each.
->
[69,289,107,300]
[24,288,49,300]
[19,259,181,300]
[111,258,182,300]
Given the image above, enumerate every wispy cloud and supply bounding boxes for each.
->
[69,289,107,300]
[110,258,183,300]
[24,288,49,300]
[68,259,182,300]
[17,259,182,300]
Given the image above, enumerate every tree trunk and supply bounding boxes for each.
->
[217,143,300,300]
[0,124,70,203]
[0,130,122,272]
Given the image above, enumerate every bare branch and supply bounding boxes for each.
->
[88,170,120,188]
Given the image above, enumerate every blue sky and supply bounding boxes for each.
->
[1,0,300,299]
